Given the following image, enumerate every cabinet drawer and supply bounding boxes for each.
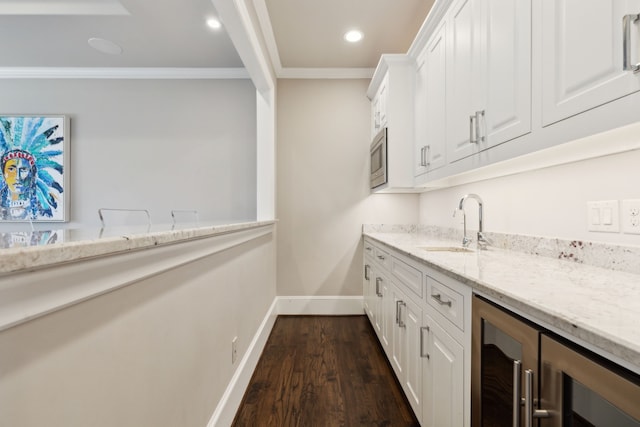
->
[391,256,423,299]
[374,246,391,270]
[427,276,465,331]
[363,240,376,260]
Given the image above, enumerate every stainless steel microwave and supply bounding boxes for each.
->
[370,127,387,189]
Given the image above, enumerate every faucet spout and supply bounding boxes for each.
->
[457,193,488,250]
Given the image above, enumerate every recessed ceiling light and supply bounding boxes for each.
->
[87,37,122,55]
[344,30,363,43]
[206,18,222,29]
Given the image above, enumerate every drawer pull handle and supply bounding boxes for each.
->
[365,246,373,252]
[377,255,385,260]
[431,293,452,307]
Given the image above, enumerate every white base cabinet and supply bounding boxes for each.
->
[422,314,464,427]
[363,238,471,427]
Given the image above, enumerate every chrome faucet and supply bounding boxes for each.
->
[456,193,489,250]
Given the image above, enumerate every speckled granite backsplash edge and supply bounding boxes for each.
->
[363,224,640,275]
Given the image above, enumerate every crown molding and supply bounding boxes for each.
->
[0,67,251,79]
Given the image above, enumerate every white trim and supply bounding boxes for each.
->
[252,0,283,76]
[276,295,364,315]
[0,0,130,16]
[211,0,275,94]
[278,67,374,80]
[207,298,279,427]
[0,67,250,79]
[0,225,274,332]
[206,295,365,426]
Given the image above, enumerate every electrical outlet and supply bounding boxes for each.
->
[232,336,238,364]
[621,199,640,234]
[587,200,619,232]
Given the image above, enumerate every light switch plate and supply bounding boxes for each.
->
[621,199,640,234]
[587,200,619,232]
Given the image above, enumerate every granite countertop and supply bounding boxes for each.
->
[363,227,640,374]
[0,220,276,275]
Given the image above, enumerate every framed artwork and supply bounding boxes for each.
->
[0,115,69,222]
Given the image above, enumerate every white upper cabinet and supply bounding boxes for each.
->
[480,0,532,146]
[446,0,480,162]
[367,55,417,192]
[541,0,640,126]
[446,0,532,163]
[371,75,388,138]
[415,20,448,177]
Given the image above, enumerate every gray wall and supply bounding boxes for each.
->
[0,79,257,228]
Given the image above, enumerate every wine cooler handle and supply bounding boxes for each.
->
[513,360,522,427]
[524,369,550,427]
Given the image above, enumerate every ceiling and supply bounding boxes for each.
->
[0,0,434,76]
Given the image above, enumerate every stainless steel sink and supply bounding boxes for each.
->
[418,246,473,253]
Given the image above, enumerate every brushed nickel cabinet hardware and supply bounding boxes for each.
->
[431,293,452,307]
[623,13,640,72]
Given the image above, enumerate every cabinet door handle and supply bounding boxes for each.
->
[524,369,550,427]
[420,146,426,167]
[469,115,477,144]
[420,326,430,359]
[375,277,383,297]
[425,145,431,167]
[431,293,452,307]
[623,13,640,72]
[513,360,522,427]
[475,110,485,142]
[398,301,407,328]
[364,264,370,281]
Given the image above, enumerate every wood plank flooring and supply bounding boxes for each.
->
[232,315,419,427]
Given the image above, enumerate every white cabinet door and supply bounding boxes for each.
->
[391,287,406,379]
[363,262,374,321]
[446,0,481,163]
[479,0,531,147]
[415,19,448,177]
[372,75,389,137]
[402,296,424,417]
[373,276,383,335]
[541,0,640,126]
[380,276,393,353]
[447,0,531,162]
[422,314,464,427]
[391,285,424,417]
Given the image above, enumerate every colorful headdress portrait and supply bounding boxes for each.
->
[0,116,66,221]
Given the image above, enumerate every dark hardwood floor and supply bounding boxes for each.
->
[232,315,419,427]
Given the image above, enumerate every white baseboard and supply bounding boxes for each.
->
[207,295,364,426]
[207,298,279,427]
[276,295,364,315]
